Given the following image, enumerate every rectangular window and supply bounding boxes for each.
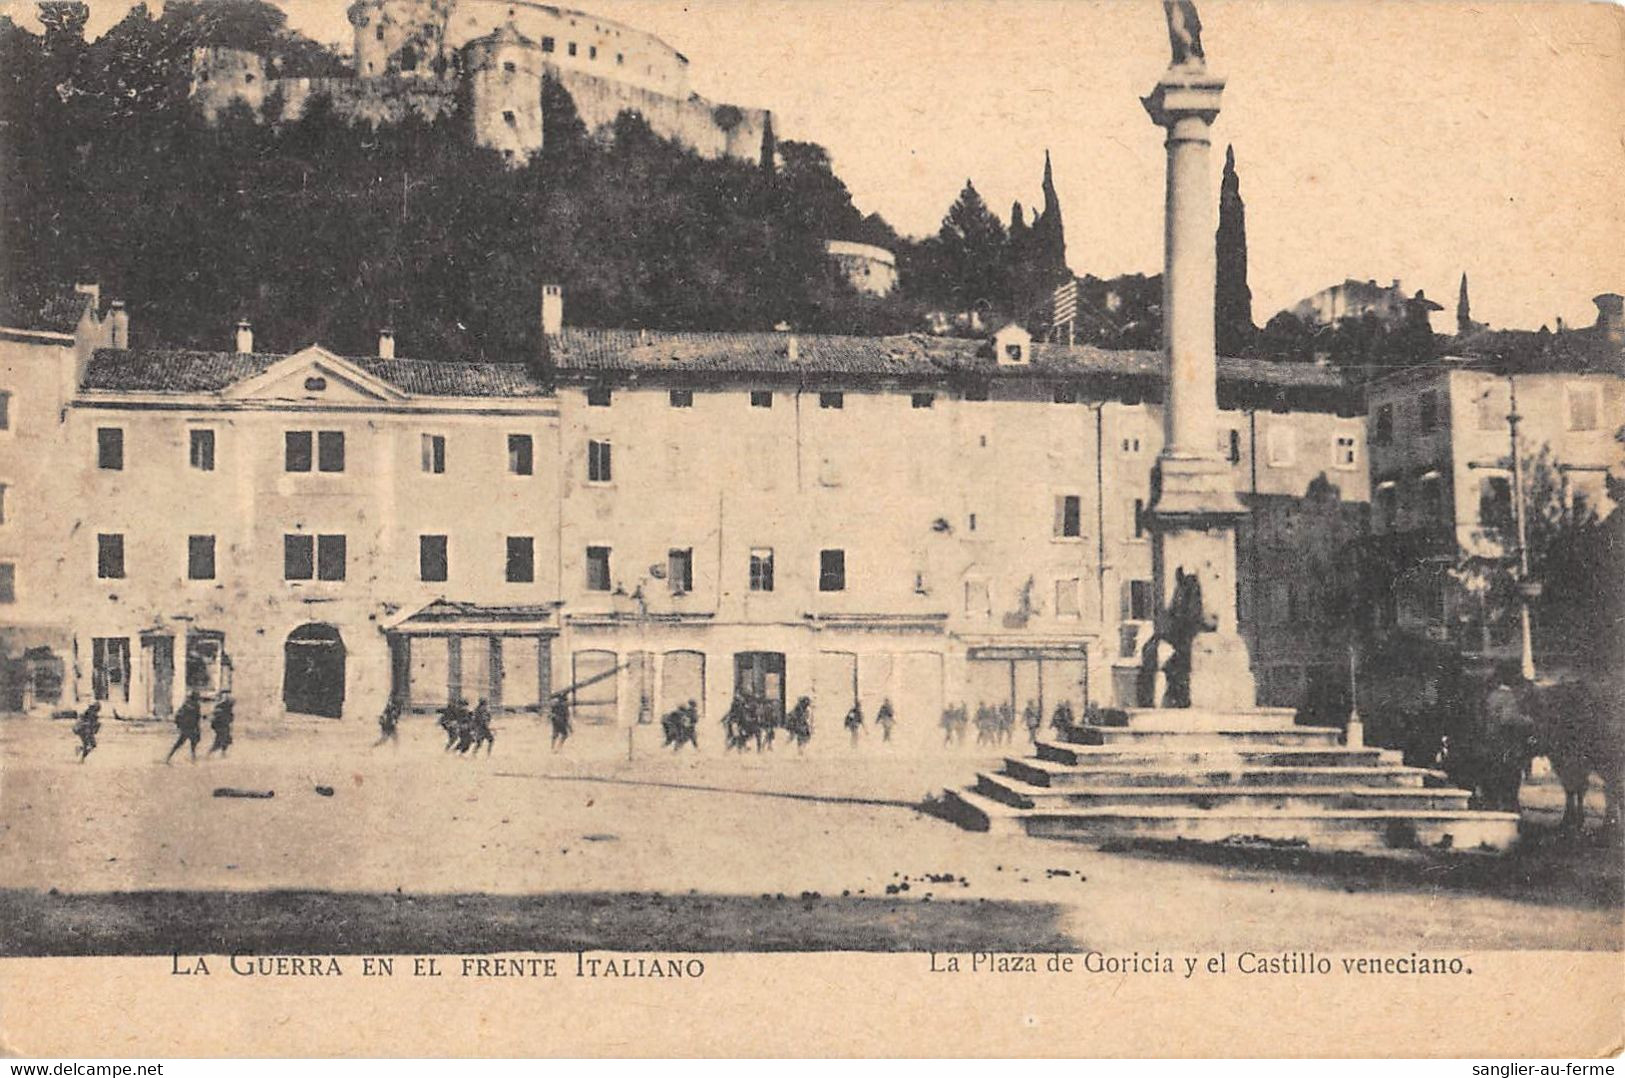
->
[502,110,516,125]
[317,534,346,581]
[1373,403,1394,446]
[1479,475,1513,530]
[749,548,775,592]
[586,385,612,407]
[584,545,610,591]
[1218,428,1241,464]
[1418,391,1439,434]
[1335,434,1358,469]
[1120,435,1142,455]
[1267,424,1297,467]
[911,392,935,409]
[0,391,9,430]
[508,434,534,475]
[97,427,124,471]
[285,430,313,472]
[1053,385,1078,405]
[963,382,989,402]
[964,577,991,618]
[0,562,12,603]
[1054,494,1082,538]
[284,534,314,580]
[317,431,345,472]
[96,533,124,579]
[421,433,446,474]
[750,390,773,408]
[1568,385,1600,432]
[819,391,844,409]
[667,548,693,594]
[587,439,613,483]
[508,536,537,584]
[189,429,215,471]
[0,482,7,525]
[1129,579,1156,622]
[541,36,554,52]
[1055,577,1081,619]
[1377,485,1398,530]
[420,535,448,582]
[567,41,577,56]
[669,389,694,408]
[1132,497,1147,539]
[187,535,215,581]
[1420,477,1444,523]
[818,549,846,592]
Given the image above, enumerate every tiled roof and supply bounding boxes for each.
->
[0,285,93,335]
[81,349,550,398]
[547,328,1349,389]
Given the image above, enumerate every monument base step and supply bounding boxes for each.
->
[1004,757,1444,789]
[942,788,1519,853]
[973,772,1472,812]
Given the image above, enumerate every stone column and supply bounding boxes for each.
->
[1142,66,1256,710]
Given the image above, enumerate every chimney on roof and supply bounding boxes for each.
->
[378,326,396,359]
[108,300,129,349]
[74,282,100,309]
[235,320,253,354]
[1594,293,1623,347]
[786,333,800,363]
[541,284,563,337]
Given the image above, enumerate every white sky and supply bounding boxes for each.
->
[6,0,1623,331]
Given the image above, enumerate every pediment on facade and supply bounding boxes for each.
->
[223,345,409,403]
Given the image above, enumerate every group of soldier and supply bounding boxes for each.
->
[69,690,236,764]
[939,699,1077,747]
[432,697,496,755]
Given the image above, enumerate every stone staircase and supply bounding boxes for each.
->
[943,707,1521,853]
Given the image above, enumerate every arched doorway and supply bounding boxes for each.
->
[284,623,346,718]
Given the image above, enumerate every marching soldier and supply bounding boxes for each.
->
[467,698,495,755]
[1023,699,1042,745]
[374,698,402,748]
[166,690,204,764]
[875,699,896,743]
[72,701,101,762]
[548,693,572,752]
[438,698,464,751]
[844,701,865,747]
[206,691,235,756]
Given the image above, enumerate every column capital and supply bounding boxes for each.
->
[1141,68,1226,128]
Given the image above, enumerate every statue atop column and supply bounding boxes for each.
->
[1163,0,1206,68]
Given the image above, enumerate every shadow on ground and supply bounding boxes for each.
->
[492,770,920,809]
[1095,821,1623,914]
[0,888,1075,956]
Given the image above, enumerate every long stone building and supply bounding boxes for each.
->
[0,288,1373,741]
[190,0,773,167]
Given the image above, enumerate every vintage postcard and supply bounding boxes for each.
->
[0,0,1621,1060]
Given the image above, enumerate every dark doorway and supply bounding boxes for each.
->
[734,651,785,711]
[284,623,346,718]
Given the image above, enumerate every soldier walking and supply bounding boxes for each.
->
[466,697,495,755]
[72,701,101,762]
[438,698,465,751]
[548,693,572,752]
[844,701,864,747]
[1023,699,1042,745]
[166,690,204,764]
[875,699,896,743]
[374,698,402,748]
[206,691,235,756]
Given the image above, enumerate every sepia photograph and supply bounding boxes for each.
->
[0,0,1620,1060]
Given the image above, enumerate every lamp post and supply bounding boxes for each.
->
[1506,377,1537,681]
[1470,380,1538,680]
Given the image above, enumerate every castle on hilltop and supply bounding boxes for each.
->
[189,0,774,167]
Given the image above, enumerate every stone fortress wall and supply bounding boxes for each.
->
[190,0,771,166]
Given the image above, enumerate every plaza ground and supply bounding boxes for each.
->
[0,713,1619,955]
